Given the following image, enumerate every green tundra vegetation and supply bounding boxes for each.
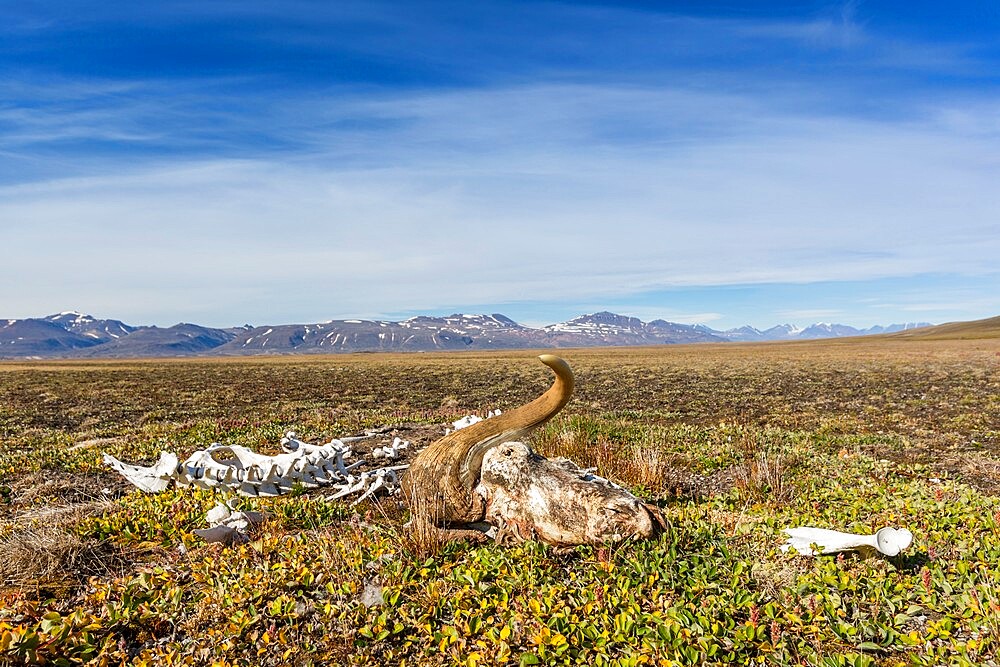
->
[1,333,999,666]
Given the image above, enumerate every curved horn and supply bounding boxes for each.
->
[401,354,574,525]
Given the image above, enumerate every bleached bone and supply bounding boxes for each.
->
[193,501,268,545]
[329,474,369,500]
[781,526,913,557]
[326,465,408,504]
[354,473,388,505]
[104,430,407,503]
[444,409,502,435]
[477,441,665,546]
[371,437,410,460]
[104,451,178,493]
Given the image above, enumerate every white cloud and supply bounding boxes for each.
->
[1,83,999,325]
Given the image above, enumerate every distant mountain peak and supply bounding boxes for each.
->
[0,308,949,359]
[42,312,137,343]
[46,311,94,324]
[541,311,724,344]
[545,313,634,334]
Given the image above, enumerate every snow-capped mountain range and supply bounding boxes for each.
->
[713,321,930,342]
[0,311,933,359]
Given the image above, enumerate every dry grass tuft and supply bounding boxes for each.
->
[618,445,673,489]
[394,487,492,559]
[399,491,451,559]
[732,430,797,504]
[8,470,124,510]
[0,526,123,592]
[0,500,128,592]
[539,427,723,497]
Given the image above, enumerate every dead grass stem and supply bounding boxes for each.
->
[732,430,797,504]
[0,499,129,592]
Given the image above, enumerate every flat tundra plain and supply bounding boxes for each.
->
[1,336,999,666]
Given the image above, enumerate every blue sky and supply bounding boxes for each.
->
[2,1,998,330]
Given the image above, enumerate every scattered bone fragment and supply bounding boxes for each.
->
[193,501,267,545]
[103,451,178,493]
[326,465,408,505]
[371,437,410,460]
[445,409,502,434]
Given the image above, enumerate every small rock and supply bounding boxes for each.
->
[360,581,384,608]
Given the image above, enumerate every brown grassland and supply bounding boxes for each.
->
[1,331,999,665]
